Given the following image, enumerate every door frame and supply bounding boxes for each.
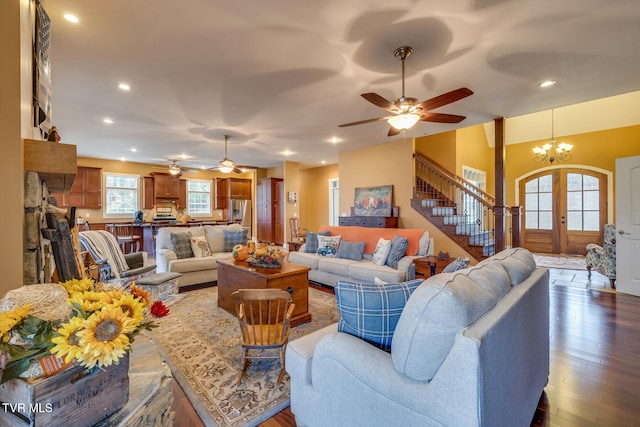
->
[515,163,614,228]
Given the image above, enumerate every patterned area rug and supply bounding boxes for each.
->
[533,253,587,270]
[150,286,339,427]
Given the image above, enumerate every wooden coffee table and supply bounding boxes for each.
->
[216,258,312,326]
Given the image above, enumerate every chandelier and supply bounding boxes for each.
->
[532,109,573,164]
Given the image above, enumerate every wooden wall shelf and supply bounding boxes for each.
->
[23,139,77,193]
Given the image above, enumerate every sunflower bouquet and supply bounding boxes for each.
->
[0,278,162,385]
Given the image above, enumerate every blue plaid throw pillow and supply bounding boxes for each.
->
[335,279,423,351]
[336,240,366,261]
[385,234,409,269]
[223,229,248,252]
[303,230,330,253]
[170,232,193,259]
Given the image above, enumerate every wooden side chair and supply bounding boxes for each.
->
[106,223,141,254]
[232,289,295,385]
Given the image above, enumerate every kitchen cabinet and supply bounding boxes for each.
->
[214,178,228,210]
[51,166,102,208]
[177,180,187,209]
[256,178,284,245]
[150,172,182,200]
[142,176,154,209]
[229,178,251,199]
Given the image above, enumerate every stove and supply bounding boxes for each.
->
[153,213,177,221]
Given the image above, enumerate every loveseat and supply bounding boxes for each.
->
[288,225,434,287]
[155,223,246,287]
[287,248,550,427]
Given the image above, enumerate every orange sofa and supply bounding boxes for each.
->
[288,226,433,287]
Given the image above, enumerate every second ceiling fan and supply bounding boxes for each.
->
[339,46,473,136]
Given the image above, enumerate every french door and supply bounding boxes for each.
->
[521,168,607,255]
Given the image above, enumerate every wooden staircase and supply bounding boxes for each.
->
[412,152,521,260]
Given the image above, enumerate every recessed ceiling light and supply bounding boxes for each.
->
[130,148,137,152]
[328,137,341,144]
[321,160,326,164]
[63,14,79,23]
[118,83,131,91]
[282,150,293,156]
[103,118,114,124]
[540,80,556,88]
[120,157,126,162]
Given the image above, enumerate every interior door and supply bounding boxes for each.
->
[615,156,640,296]
[521,168,607,255]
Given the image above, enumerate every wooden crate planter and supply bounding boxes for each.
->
[0,355,129,427]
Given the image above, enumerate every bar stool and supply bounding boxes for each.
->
[106,223,141,254]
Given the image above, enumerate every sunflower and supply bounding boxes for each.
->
[129,283,151,306]
[0,304,31,343]
[50,317,86,364]
[101,289,125,304]
[60,277,95,294]
[78,306,136,368]
[108,294,146,326]
[69,290,108,313]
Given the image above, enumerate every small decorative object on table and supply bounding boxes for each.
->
[247,244,283,268]
[232,244,250,261]
[0,278,161,426]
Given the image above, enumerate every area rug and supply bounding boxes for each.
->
[149,286,340,427]
[533,253,587,270]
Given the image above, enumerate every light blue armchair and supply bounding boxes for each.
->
[586,224,616,288]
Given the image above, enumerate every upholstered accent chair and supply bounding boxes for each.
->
[79,230,156,285]
[586,224,616,288]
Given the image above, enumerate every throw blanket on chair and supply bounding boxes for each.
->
[79,231,130,279]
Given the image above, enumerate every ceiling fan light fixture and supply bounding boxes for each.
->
[169,160,182,175]
[388,113,420,131]
[218,158,235,173]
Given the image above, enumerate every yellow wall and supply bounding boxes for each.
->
[456,125,495,194]
[1,0,24,297]
[299,164,339,231]
[415,130,457,171]
[505,125,640,214]
[339,139,475,261]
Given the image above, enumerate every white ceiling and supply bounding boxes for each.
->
[43,0,640,171]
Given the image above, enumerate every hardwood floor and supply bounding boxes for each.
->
[171,274,640,426]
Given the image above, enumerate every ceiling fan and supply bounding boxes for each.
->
[209,135,243,173]
[339,46,473,136]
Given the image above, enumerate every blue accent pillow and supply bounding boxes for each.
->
[170,232,193,259]
[336,240,366,261]
[223,229,248,252]
[303,230,330,253]
[385,234,409,269]
[335,279,423,351]
[442,257,470,273]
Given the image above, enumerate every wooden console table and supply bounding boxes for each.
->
[338,206,399,228]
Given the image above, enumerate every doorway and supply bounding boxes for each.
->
[520,168,607,255]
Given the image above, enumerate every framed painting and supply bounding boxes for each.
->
[354,185,393,217]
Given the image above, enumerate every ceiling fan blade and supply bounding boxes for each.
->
[387,126,402,137]
[361,93,398,112]
[416,87,473,112]
[338,116,392,127]
[420,112,467,123]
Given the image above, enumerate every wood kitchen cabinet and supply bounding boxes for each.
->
[177,180,187,209]
[229,178,251,199]
[142,176,155,209]
[257,177,284,245]
[51,166,102,208]
[150,172,182,200]
[214,178,228,209]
